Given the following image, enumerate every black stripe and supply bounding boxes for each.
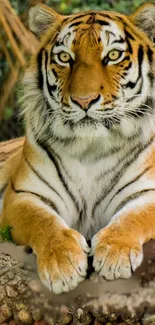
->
[37,48,44,90]
[125,81,142,101]
[69,21,83,28]
[138,45,144,77]
[108,166,150,208]
[125,80,137,89]
[11,180,58,212]
[51,68,58,78]
[147,46,153,65]
[111,37,125,44]
[120,55,130,63]
[124,62,132,71]
[148,72,154,87]
[125,45,144,90]
[49,32,60,46]
[98,13,115,20]
[95,19,110,26]
[11,180,59,214]
[36,139,79,212]
[115,189,155,215]
[107,31,115,37]
[93,136,155,216]
[67,12,95,22]
[125,37,133,54]
[24,156,67,210]
[45,51,57,97]
[54,40,64,47]
[125,30,135,41]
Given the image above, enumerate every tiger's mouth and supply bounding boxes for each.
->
[67,115,121,130]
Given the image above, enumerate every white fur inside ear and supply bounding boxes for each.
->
[28,5,57,36]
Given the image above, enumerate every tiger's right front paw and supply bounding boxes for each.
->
[36,229,90,294]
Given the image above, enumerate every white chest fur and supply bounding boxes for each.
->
[13,132,155,241]
[48,135,155,240]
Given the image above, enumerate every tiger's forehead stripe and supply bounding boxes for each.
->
[34,5,155,106]
[61,11,151,47]
[55,16,123,53]
[38,10,151,63]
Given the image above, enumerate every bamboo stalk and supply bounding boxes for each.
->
[0,38,15,73]
[0,12,26,66]
[3,8,31,53]
[0,67,19,119]
[2,0,29,37]
[2,0,39,53]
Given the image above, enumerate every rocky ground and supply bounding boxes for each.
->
[0,241,155,325]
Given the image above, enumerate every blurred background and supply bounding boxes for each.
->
[0,0,148,141]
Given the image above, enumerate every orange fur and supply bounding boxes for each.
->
[0,3,155,293]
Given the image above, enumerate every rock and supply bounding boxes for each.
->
[15,303,28,311]
[59,313,73,325]
[93,321,104,325]
[16,309,33,324]
[44,314,54,325]
[0,303,12,323]
[73,307,93,325]
[143,314,155,324]
[0,287,5,302]
[31,309,43,322]
[6,285,18,298]
[28,280,42,293]
[0,306,12,323]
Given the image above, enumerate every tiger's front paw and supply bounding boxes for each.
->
[36,229,90,294]
[91,226,143,280]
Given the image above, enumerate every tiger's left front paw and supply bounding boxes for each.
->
[91,226,143,280]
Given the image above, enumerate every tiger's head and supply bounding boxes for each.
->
[23,3,155,144]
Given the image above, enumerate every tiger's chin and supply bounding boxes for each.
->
[50,115,139,141]
[51,116,111,140]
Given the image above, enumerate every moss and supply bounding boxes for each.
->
[0,225,13,242]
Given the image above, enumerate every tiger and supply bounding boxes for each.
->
[0,2,155,295]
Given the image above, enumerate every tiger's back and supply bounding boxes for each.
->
[0,137,25,194]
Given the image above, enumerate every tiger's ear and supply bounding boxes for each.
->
[129,3,155,41]
[28,4,62,37]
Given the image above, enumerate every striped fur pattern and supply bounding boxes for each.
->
[0,3,155,294]
[0,138,24,192]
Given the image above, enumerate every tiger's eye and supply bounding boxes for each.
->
[108,49,122,61]
[58,52,71,63]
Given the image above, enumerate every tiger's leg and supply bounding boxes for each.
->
[92,191,155,280]
[2,184,89,294]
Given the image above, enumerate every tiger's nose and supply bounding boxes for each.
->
[70,94,100,110]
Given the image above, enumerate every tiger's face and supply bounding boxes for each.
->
[25,3,155,141]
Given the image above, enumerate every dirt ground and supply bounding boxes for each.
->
[0,240,155,324]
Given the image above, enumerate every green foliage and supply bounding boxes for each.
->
[3,107,14,120]
[53,0,148,15]
[10,0,151,15]
[0,225,13,243]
